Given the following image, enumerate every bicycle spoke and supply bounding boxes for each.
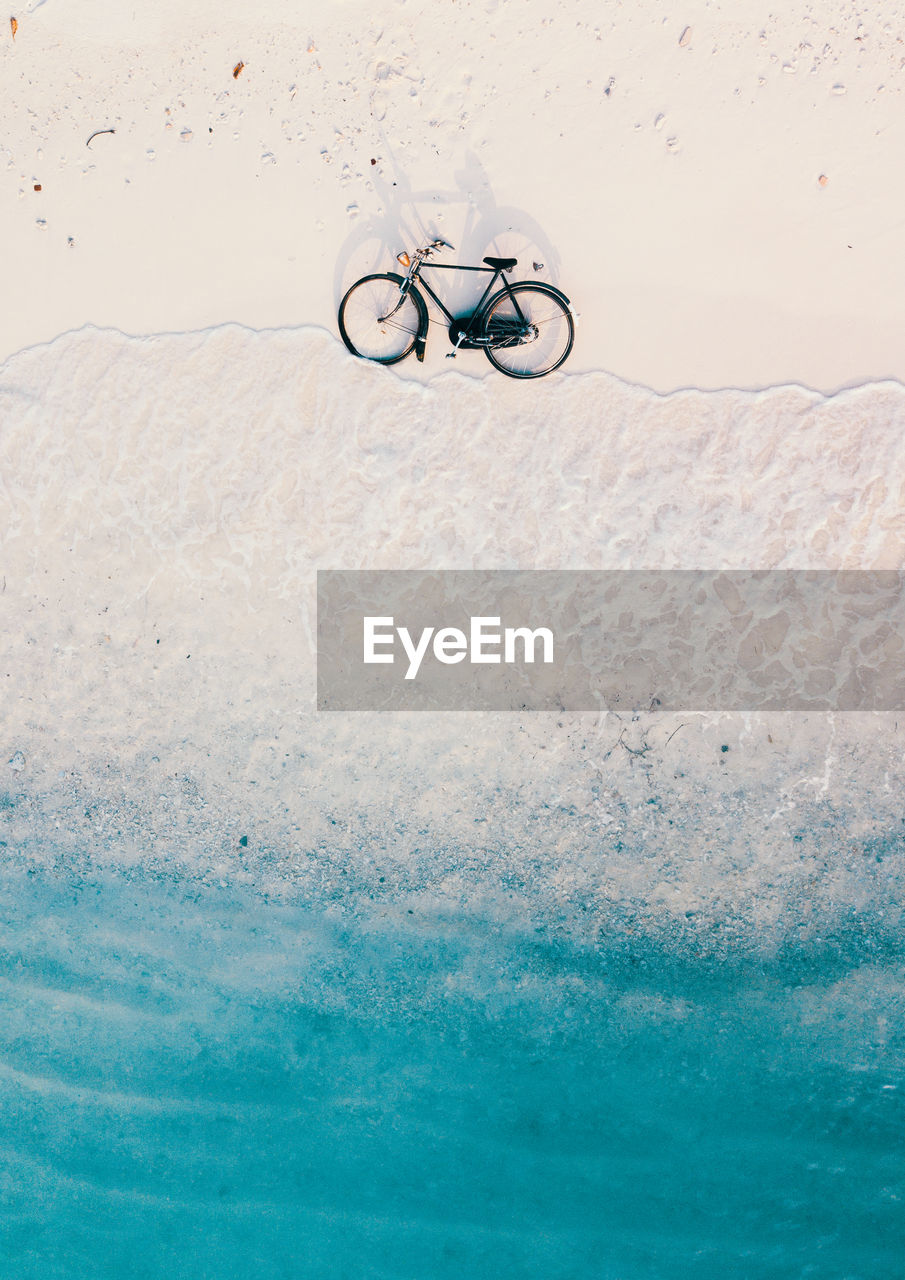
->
[338,276,421,363]
[483,286,574,378]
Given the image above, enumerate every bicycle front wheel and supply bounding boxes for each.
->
[338,274,421,364]
[483,284,574,378]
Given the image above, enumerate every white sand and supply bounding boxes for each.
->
[3,0,905,391]
[3,1,905,946]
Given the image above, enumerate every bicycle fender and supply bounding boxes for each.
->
[534,281,571,308]
[385,272,430,362]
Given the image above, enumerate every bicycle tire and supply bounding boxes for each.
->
[338,273,421,364]
[482,283,574,378]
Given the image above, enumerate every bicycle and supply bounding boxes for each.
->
[337,239,575,379]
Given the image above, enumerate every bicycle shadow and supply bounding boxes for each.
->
[333,149,564,323]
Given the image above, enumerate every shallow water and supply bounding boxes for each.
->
[3,328,905,1275]
[1,865,902,1279]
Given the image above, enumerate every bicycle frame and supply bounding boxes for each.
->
[383,255,571,362]
[403,261,524,346]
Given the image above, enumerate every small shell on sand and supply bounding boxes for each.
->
[679,26,692,47]
[818,173,829,187]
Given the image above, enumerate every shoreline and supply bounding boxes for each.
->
[8,317,905,402]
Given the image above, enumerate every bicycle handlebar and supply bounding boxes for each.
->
[396,238,455,277]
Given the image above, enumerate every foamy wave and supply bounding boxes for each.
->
[2,326,904,951]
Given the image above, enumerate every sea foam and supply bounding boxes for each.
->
[1,325,904,954]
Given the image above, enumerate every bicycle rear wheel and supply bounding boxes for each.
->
[338,274,420,364]
[483,284,574,378]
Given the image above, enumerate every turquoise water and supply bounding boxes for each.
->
[0,866,902,1279]
[5,300,905,1280]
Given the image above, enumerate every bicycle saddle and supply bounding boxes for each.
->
[483,256,517,270]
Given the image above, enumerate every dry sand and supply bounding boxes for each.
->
[3,0,905,391]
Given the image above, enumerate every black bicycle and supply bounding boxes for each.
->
[337,239,575,378]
